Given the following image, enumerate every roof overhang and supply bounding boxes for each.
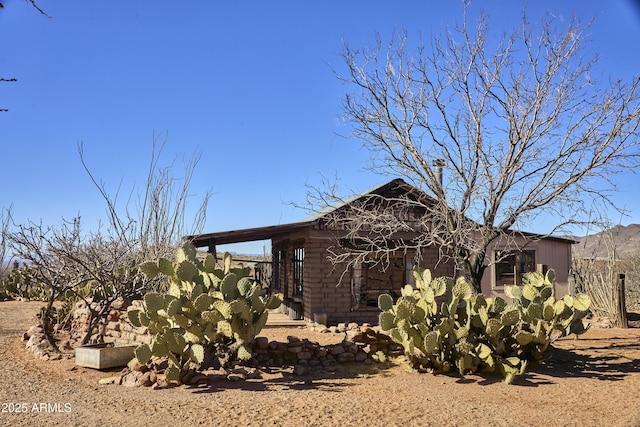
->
[185,220,316,248]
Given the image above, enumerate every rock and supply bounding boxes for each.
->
[330,345,345,356]
[181,370,194,384]
[139,371,155,386]
[98,376,118,385]
[355,351,368,362]
[297,351,312,360]
[314,324,328,333]
[345,330,362,342]
[293,364,309,376]
[26,325,44,337]
[254,337,269,350]
[229,367,248,376]
[152,378,170,390]
[245,369,262,380]
[227,373,244,382]
[111,297,126,310]
[120,372,140,387]
[337,352,355,363]
[107,321,120,331]
[336,323,347,333]
[187,372,209,385]
[321,359,336,368]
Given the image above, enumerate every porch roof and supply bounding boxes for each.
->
[185,220,316,247]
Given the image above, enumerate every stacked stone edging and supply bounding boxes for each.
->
[68,298,152,346]
[116,326,403,388]
[247,325,403,376]
[59,298,405,378]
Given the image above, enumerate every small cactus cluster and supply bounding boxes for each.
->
[378,266,591,384]
[127,242,282,382]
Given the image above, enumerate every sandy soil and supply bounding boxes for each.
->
[0,301,639,427]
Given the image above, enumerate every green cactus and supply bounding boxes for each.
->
[379,266,592,384]
[129,242,283,381]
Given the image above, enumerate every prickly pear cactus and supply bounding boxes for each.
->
[379,266,591,384]
[129,242,282,381]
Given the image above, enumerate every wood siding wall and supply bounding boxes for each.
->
[481,237,572,298]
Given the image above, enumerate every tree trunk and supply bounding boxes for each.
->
[458,249,487,294]
[42,288,61,353]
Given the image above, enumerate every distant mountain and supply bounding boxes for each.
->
[572,224,640,260]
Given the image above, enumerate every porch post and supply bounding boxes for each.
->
[207,239,216,259]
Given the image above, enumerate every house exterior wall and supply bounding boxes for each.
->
[272,228,456,325]
[268,228,571,325]
[481,236,573,299]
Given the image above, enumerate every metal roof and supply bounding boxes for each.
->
[184,178,576,247]
[185,220,316,248]
[186,179,413,248]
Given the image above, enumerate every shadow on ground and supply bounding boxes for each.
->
[518,343,640,386]
[189,361,395,394]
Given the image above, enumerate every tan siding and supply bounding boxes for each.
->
[482,237,572,298]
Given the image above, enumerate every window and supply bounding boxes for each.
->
[354,257,406,308]
[494,250,535,288]
[273,250,285,290]
[292,247,304,297]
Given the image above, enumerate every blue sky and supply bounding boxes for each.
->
[1,0,639,254]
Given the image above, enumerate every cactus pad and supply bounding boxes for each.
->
[379,311,395,331]
[378,293,394,311]
[135,344,152,364]
[452,277,473,300]
[190,343,205,364]
[158,258,175,276]
[140,261,160,279]
[144,292,165,313]
[176,260,198,282]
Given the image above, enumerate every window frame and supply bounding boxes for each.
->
[292,246,304,298]
[493,249,536,289]
[273,249,285,291]
[353,256,407,309]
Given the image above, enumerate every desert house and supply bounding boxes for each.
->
[186,179,574,325]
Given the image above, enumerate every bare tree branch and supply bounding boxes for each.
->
[78,133,212,261]
[317,4,640,291]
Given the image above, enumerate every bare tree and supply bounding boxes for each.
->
[78,132,211,262]
[314,3,640,292]
[0,206,13,280]
[4,136,212,348]
[7,217,152,348]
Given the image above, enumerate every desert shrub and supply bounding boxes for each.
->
[0,264,49,301]
[378,266,591,384]
[128,242,282,382]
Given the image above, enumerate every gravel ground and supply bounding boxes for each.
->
[1,300,640,427]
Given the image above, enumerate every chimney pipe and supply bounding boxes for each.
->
[433,158,445,188]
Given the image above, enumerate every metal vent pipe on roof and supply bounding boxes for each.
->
[433,158,445,188]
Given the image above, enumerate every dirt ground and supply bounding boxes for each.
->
[0,301,639,427]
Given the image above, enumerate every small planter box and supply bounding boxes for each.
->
[75,343,136,370]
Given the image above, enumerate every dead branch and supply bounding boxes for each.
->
[314,3,640,291]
